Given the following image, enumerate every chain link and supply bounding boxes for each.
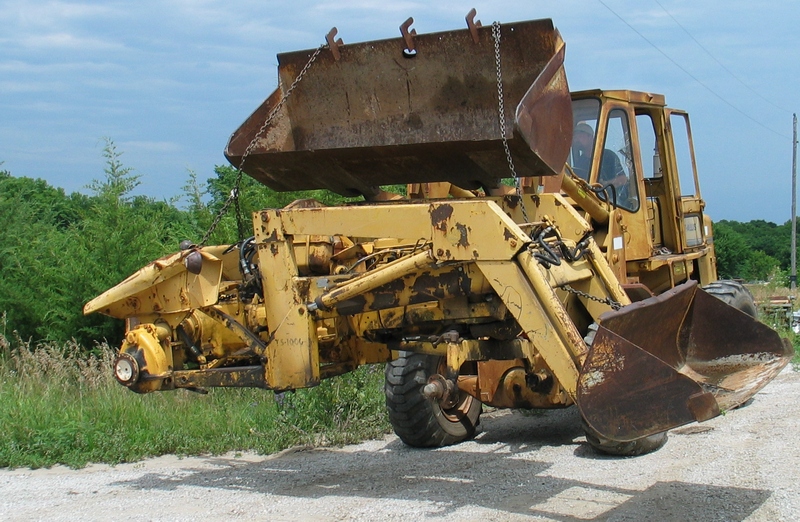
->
[199,45,326,246]
[491,21,529,223]
[562,284,622,311]
[199,171,241,246]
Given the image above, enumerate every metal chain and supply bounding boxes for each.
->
[199,44,326,246]
[199,170,241,246]
[491,21,529,223]
[562,284,622,311]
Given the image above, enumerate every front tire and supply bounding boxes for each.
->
[582,420,668,456]
[384,351,481,447]
[702,280,758,318]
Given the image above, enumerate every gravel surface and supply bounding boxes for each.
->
[2,367,798,521]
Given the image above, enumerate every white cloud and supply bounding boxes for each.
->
[16,31,124,51]
[0,59,124,74]
[0,79,67,94]
[1,1,117,26]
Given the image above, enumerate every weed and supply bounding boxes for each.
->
[0,334,389,469]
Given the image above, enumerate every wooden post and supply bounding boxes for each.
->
[792,113,797,291]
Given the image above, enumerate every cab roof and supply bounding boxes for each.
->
[571,89,667,107]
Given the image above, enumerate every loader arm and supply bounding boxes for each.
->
[255,197,617,395]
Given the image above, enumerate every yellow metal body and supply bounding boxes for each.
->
[84,16,789,443]
[86,195,626,408]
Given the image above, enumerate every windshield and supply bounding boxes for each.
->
[569,98,601,182]
[569,97,639,212]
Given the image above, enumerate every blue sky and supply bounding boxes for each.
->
[1,1,798,223]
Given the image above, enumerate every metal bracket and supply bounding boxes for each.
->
[326,27,344,61]
[400,17,417,57]
[466,8,482,43]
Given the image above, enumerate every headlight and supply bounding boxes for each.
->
[114,353,139,386]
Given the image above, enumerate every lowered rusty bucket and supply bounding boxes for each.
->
[224,17,572,196]
[577,280,793,442]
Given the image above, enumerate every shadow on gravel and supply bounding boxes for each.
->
[112,410,771,521]
[473,407,584,450]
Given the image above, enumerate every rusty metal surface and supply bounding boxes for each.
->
[680,287,793,410]
[577,281,792,441]
[172,366,267,390]
[514,31,572,177]
[470,359,571,409]
[598,282,697,369]
[578,325,718,442]
[225,18,571,195]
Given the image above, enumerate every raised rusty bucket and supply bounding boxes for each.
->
[225,18,572,196]
[577,280,793,442]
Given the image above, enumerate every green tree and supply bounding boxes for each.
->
[68,140,201,344]
[714,218,798,281]
[720,219,792,271]
[0,140,205,346]
[713,222,749,279]
[0,170,91,342]
[742,250,780,282]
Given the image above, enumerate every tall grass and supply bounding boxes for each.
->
[0,334,389,469]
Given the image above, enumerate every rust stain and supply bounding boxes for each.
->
[370,279,406,310]
[334,295,368,316]
[409,270,469,304]
[295,279,312,300]
[381,309,403,329]
[406,308,436,323]
[454,223,469,247]
[504,195,519,209]
[429,204,454,232]
[179,288,190,307]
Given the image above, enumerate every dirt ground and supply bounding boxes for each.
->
[1,367,798,522]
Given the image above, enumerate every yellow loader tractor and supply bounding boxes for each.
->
[85,13,792,455]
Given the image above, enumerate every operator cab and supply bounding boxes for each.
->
[567,90,714,292]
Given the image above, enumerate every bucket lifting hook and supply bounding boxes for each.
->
[400,17,417,57]
[326,27,344,61]
[466,8,482,43]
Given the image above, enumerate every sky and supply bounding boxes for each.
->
[1,0,798,223]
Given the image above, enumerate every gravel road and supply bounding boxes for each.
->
[2,367,798,521]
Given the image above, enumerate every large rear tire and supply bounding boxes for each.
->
[702,280,758,318]
[384,351,481,448]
